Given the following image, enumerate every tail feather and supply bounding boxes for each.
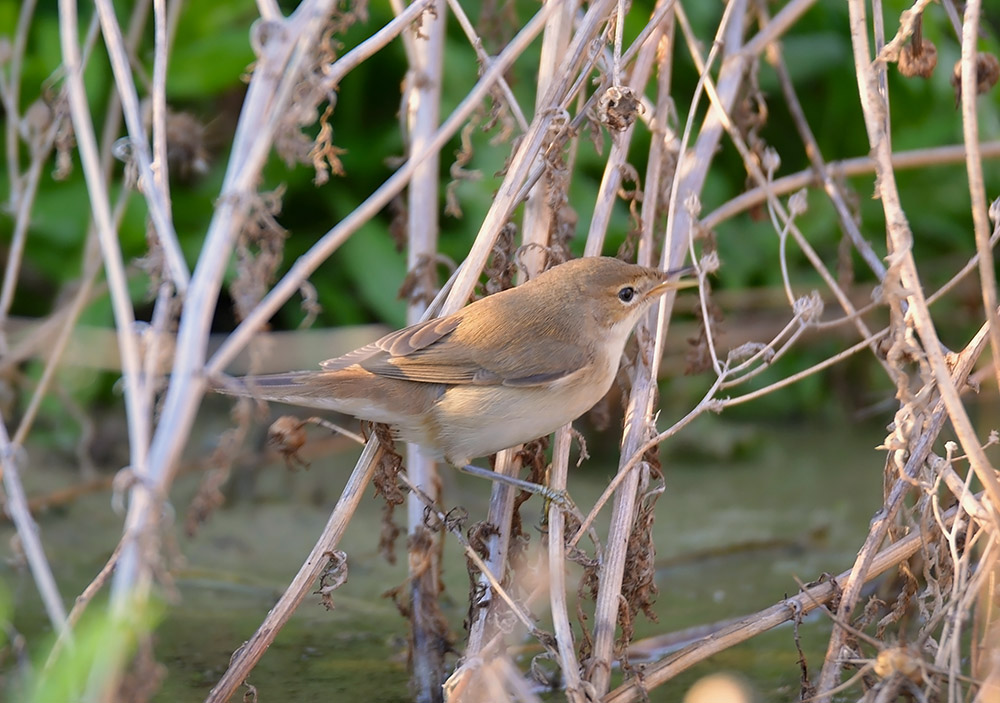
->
[211,368,444,437]
[211,371,340,411]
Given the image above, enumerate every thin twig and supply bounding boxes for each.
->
[150,0,170,203]
[59,0,151,503]
[702,142,1000,230]
[547,427,584,702]
[395,0,447,696]
[0,415,69,638]
[765,35,886,281]
[444,0,529,132]
[44,541,124,670]
[586,4,665,244]
[1,0,39,204]
[93,0,188,289]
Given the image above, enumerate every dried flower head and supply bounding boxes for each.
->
[267,416,309,469]
[898,39,938,78]
[951,52,1000,105]
[597,85,641,132]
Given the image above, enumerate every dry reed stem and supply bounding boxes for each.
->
[59,0,155,565]
[587,1,744,693]
[547,427,585,703]
[959,0,1000,394]
[461,0,576,666]
[149,0,170,206]
[396,0,447,697]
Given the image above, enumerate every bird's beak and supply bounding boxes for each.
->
[647,266,699,298]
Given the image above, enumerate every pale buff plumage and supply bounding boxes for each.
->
[222,256,695,465]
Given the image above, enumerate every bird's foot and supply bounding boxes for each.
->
[457,463,576,511]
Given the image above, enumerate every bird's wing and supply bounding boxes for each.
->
[320,314,589,387]
[319,316,462,372]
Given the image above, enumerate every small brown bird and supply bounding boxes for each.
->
[223,256,695,466]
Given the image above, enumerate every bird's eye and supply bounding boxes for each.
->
[618,286,636,303]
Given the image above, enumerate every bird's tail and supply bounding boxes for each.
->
[210,371,345,412]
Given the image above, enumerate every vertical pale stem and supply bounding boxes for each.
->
[400,1,447,699]
[587,0,747,693]
[959,0,1000,393]
[547,427,584,702]
[520,0,577,274]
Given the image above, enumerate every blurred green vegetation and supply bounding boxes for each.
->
[0,583,161,703]
[0,0,998,424]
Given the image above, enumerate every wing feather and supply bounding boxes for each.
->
[319,296,592,387]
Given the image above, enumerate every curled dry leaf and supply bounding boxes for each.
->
[315,550,349,610]
[23,99,53,149]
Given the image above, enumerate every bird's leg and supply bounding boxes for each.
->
[456,463,576,511]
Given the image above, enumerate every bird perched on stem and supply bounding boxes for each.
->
[217,256,696,467]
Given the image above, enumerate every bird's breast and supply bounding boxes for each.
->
[428,359,618,464]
